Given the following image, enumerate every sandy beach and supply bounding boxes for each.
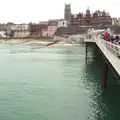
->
[0,39,54,45]
[0,39,72,45]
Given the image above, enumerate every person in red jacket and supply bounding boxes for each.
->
[104,31,109,41]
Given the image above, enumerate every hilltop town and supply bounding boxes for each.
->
[0,3,119,39]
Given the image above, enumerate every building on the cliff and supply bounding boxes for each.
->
[118,18,120,26]
[112,18,118,26]
[10,24,30,37]
[42,19,70,37]
[112,18,120,26]
[29,23,48,36]
[42,20,58,37]
[42,25,58,37]
[48,19,62,26]
[57,20,69,28]
[64,4,112,27]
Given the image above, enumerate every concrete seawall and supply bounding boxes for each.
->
[68,34,85,44]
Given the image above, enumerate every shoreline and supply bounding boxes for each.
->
[0,39,72,45]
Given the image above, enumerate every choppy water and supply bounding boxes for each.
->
[0,44,120,120]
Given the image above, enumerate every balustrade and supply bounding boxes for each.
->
[96,38,120,58]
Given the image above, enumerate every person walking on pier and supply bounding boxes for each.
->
[109,35,115,43]
[115,35,119,42]
[104,31,109,41]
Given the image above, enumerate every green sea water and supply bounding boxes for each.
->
[0,44,120,120]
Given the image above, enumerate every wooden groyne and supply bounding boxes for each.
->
[45,40,60,46]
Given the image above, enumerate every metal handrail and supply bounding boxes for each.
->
[96,38,120,57]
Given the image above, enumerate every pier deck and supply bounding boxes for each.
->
[84,38,120,76]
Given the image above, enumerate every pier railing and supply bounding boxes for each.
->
[96,38,120,58]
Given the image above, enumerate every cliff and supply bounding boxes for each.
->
[54,26,87,36]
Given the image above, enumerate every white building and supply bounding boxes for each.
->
[112,18,120,26]
[17,24,29,30]
[10,24,17,30]
[11,24,29,31]
[118,18,120,26]
[10,24,30,37]
[0,31,7,38]
[112,18,118,26]
[57,20,68,28]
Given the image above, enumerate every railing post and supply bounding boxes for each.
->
[102,61,108,88]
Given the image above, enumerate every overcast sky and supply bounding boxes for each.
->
[0,0,119,23]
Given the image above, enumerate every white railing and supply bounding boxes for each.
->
[96,38,120,58]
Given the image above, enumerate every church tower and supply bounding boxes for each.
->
[86,6,91,24]
[64,3,71,23]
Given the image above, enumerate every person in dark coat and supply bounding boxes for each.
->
[115,35,119,42]
[110,35,115,43]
